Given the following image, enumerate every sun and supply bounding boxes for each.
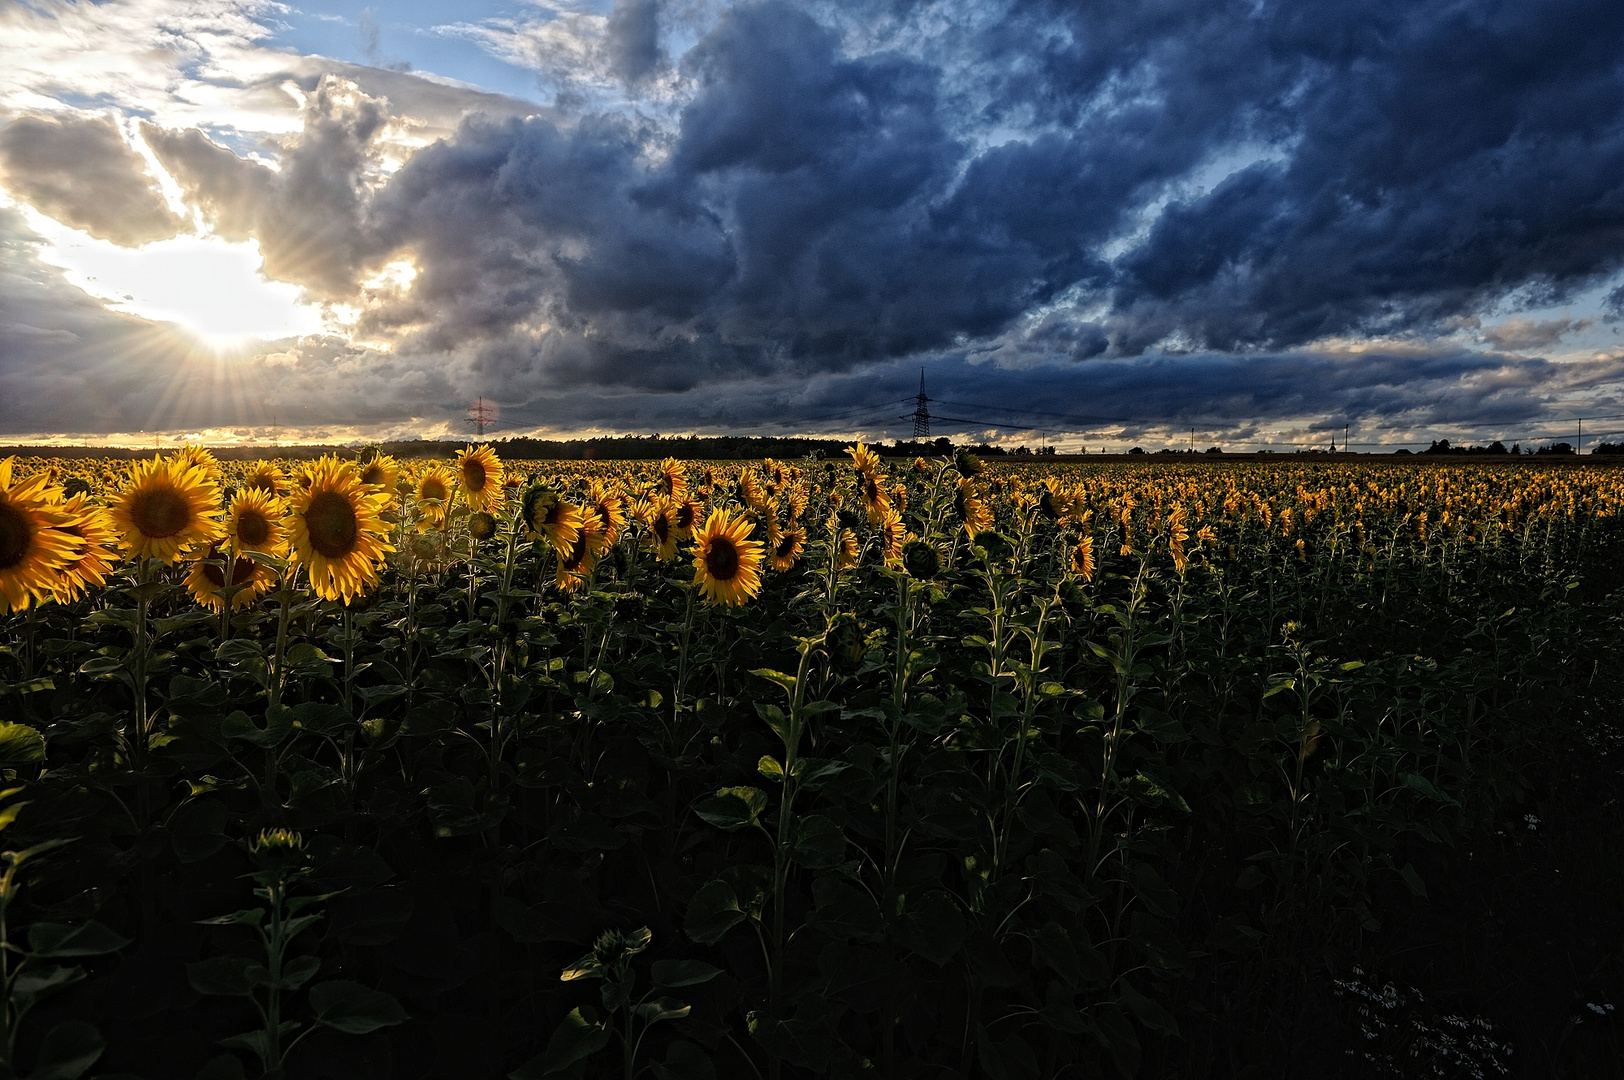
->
[20,208,325,348]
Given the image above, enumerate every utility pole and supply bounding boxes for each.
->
[1578,417,1583,456]
[908,369,932,439]
[1344,424,1349,454]
[468,398,497,438]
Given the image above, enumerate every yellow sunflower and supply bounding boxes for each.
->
[457,444,505,511]
[185,542,274,612]
[770,522,805,572]
[414,467,456,530]
[877,508,909,567]
[736,468,764,510]
[1070,535,1096,582]
[692,507,764,606]
[288,456,394,603]
[672,497,702,538]
[641,499,681,562]
[174,444,223,485]
[108,455,225,564]
[226,487,288,557]
[827,514,860,572]
[585,480,626,544]
[243,461,285,497]
[556,513,609,593]
[860,471,892,526]
[846,442,882,478]
[0,458,82,613]
[655,458,689,501]
[523,486,583,557]
[357,453,401,493]
[51,493,119,603]
[953,477,992,537]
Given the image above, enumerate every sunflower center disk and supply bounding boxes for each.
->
[131,487,192,539]
[463,462,486,490]
[237,511,271,548]
[0,503,31,570]
[306,492,359,558]
[422,480,447,501]
[705,537,740,581]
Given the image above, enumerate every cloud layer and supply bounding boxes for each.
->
[4,0,1624,443]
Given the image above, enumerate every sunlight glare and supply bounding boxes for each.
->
[22,210,327,346]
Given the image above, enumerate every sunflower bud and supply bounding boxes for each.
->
[469,511,497,542]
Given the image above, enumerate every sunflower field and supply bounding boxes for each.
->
[0,447,1621,1079]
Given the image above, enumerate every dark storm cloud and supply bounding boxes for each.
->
[352,0,1624,402]
[605,0,666,85]
[0,113,184,246]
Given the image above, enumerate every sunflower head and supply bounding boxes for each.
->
[692,507,764,606]
[656,458,689,501]
[0,457,82,613]
[457,445,505,511]
[358,452,401,492]
[108,455,225,564]
[469,511,498,542]
[289,456,394,603]
[227,487,288,558]
[51,493,118,603]
[243,462,285,497]
[186,542,274,611]
[901,539,939,580]
[845,443,882,478]
[1070,535,1096,582]
[770,523,805,573]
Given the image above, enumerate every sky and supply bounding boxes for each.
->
[4,0,1624,451]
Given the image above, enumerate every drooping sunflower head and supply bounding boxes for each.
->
[469,511,498,542]
[185,542,274,611]
[0,457,82,613]
[835,526,859,572]
[692,507,764,606]
[227,487,288,558]
[289,456,394,603]
[901,539,939,580]
[456,445,505,511]
[108,455,225,564]
[860,472,891,525]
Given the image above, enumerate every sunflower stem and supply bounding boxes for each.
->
[673,582,697,732]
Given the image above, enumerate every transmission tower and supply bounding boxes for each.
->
[468,397,497,438]
[909,369,932,438]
